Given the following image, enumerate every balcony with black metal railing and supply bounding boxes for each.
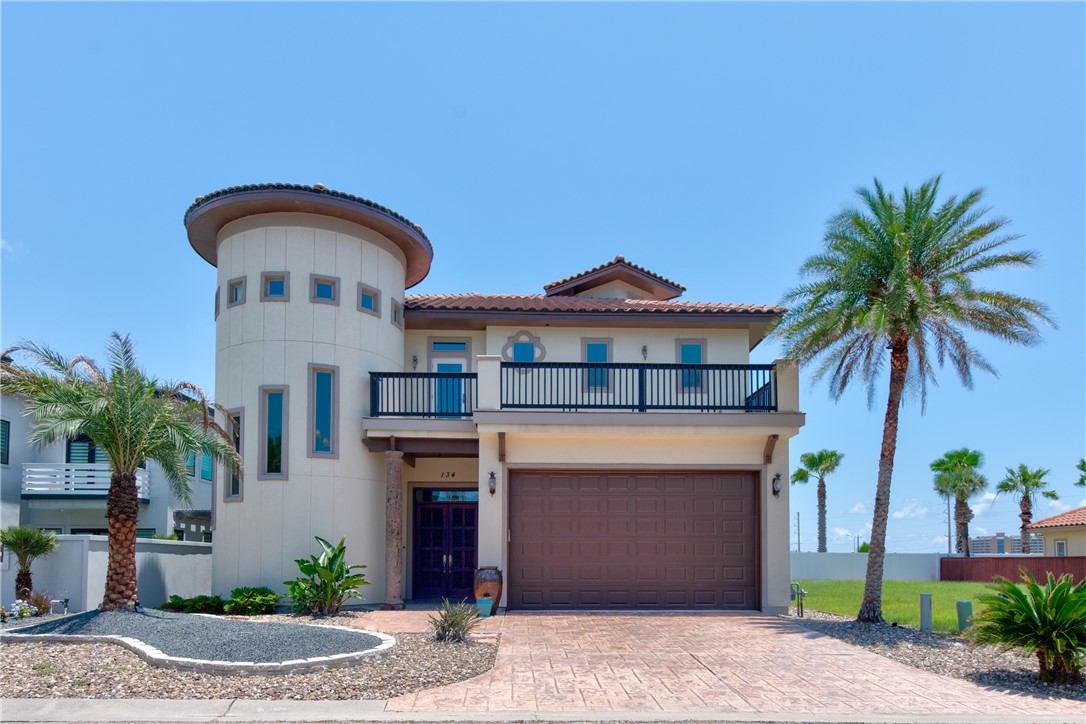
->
[369,362,777,418]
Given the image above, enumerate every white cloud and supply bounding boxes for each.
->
[891,499,929,520]
[848,502,866,515]
[973,526,991,538]
[832,527,852,539]
[1046,499,1071,513]
[972,492,998,515]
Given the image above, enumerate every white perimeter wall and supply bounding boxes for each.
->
[790,552,942,582]
[0,536,211,611]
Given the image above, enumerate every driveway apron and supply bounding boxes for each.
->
[384,611,1083,717]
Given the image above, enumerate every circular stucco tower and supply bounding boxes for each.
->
[185,184,432,602]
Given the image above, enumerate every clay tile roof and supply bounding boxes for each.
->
[1026,506,1086,529]
[543,256,686,299]
[183,183,429,241]
[405,293,785,315]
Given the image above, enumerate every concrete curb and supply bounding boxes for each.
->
[0,700,1083,724]
[0,623,395,675]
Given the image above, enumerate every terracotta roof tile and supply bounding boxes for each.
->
[1026,506,1086,529]
[543,256,686,293]
[406,293,785,315]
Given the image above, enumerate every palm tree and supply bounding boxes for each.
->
[791,449,845,552]
[931,448,988,557]
[1,334,240,611]
[0,526,59,598]
[997,464,1058,554]
[773,176,1052,622]
[1076,458,1085,488]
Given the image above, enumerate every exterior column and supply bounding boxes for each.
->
[382,450,405,610]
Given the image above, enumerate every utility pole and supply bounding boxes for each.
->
[854,534,860,552]
[795,512,801,552]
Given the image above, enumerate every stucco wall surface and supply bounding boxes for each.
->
[791,552,943,582]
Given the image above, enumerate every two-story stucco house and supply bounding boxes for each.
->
[184,183,804,613]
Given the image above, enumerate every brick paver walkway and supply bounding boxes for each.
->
[376,611,1082,717]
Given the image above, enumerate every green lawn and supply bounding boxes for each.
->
[796,580,999,634]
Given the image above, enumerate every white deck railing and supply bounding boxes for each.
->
[22,463,150,498]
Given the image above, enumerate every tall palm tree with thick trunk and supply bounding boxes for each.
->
[773,176,1052,622]
[791,449,844,552]
[1,334,239,611]
[931,448,988,557]
[997,464,1058,554]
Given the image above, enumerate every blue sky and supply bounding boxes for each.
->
[3,2,1083,552]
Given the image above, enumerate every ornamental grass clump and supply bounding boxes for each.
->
[970,570,1086,684]
[428,598,480,643]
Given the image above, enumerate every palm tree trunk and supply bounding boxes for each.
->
[1020,497,1032,554]
[817,478,827,553]
[102,470,140,611]
[954,499,972,557]
[15,568,33,599]
[858,340,908,623]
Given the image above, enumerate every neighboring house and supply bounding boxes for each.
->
[1026,507,1086,558]
[184,183,805,613]
[969,532,1045,555]
[0,393,213,541]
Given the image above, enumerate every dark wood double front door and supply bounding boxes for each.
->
[412,489,478,601]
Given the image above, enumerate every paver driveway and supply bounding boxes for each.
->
[377,611,1083,717]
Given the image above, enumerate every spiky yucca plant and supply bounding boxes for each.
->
[428,598,480,643]
[971,571,1086,684]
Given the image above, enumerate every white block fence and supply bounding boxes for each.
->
[791,552,942,582]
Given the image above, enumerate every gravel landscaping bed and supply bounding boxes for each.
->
[786,609,1085,700]
[3,609,381,664]
[0,611,497,700]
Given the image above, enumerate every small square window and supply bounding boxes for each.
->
[310,275,340,306]
[357,283,381,318]
[226,277,246,307]
[391,299,404,329]
[261,272,290,302]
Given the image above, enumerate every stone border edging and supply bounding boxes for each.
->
[0,621,395,675]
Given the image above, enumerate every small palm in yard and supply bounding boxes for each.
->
[931,448,988,557]
[996,465,1059,554]
[791,449,844,553]
[0,526,59,597]
[971,571,1086,684]
[1,334,240,611]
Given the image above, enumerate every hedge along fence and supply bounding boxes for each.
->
[940,555,1086,583]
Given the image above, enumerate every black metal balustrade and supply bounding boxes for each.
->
[369,363,777,417]
[370,372,478,418]
[501,362,777,412]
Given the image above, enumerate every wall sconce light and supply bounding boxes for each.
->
[772,473,782,498]
[488,471,497,496]
[641,345,648,361]
[411,355,418,371]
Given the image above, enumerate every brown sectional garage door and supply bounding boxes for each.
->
[508,471,758,610]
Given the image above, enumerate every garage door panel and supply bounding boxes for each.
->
[509,470,758,610]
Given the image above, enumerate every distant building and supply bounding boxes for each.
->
[968,531,1044,555]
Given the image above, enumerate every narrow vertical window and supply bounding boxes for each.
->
[200,454,213,482]
[185,452,196,477]
[677,339,706,390]
[225,409,243,500]
[0,419,9,466]
[214,287,220,320]
[391,299,404,329]
[308,364,339,458]
[259,385,289,479]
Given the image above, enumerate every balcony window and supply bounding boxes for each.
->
[261,272,290,302]
[225,409,243,501]
[259,385,289,479]
[67,435,99,464]
[310,274,340,306]
[227,277,246,307]
[1,419,8,465]
[308,364,339,458]
[582,338,612,391]
[357,283,381,317]
[677,339,706,390]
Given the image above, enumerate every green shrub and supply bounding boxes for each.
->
[225,586,279,615]
[151,533,179,540]
[428,598,480,643]
[971,570,1086,684]
[158,594,225,614]
[284,536,370,615]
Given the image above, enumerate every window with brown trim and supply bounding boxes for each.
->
[261,272,290,302]
[310,274,340,306]
[308,364,339,458]
[225,408,243,501]
[258,385,289,480]
[358,283,381,317]
[227,277,246,307]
